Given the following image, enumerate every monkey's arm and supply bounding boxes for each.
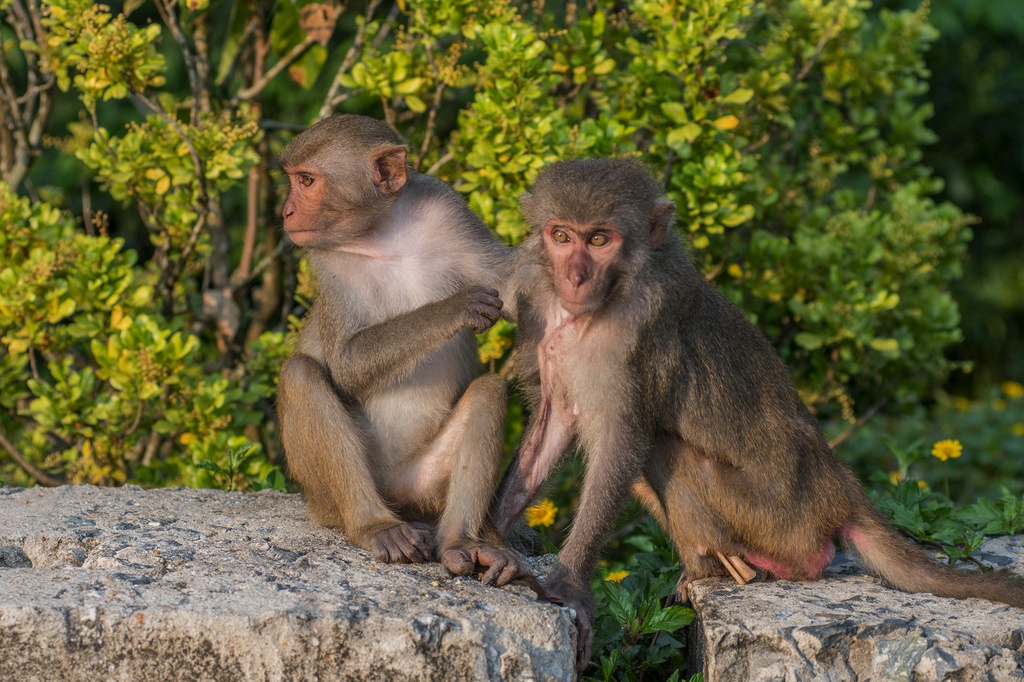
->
[550,416,651,671]
[321,285,501,398]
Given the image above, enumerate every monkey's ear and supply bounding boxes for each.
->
[648,199,675,247]
[372,146,408,195]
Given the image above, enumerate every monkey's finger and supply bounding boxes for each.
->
[481,558,507,586]
[400,535,432,563]
[576,621,593,672]
[494,560,524,587]
[471,316,501,334]
[468,285,500,298]
[440,548,476,576]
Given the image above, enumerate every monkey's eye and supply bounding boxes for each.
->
[298,174,315,188]
[589,233,609,247]
[551,229,570,244]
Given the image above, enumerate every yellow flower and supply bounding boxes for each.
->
[525,499,557,528]
[888,471,901,485]
[918,480,928,490]
[954,396,971,411]
[605,570,629,582]
[1013,423,1024,437]
[931,439,963,462]
[727,263,743,278]
[1002,381,1024,399]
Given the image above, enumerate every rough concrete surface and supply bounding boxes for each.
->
[688,537,1024,682]
[0,485,575,682]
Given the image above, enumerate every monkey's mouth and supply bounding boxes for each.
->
[284,227,321,246]
[559,297,598,317]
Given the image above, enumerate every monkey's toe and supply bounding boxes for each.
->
[439,547,478,576]
[440,544,532,587]
[370,522,435,564]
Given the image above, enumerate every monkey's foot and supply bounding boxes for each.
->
[715,551,757,585]
[369,522,436,564]
[542,574,596,673]
[441,543,533,587]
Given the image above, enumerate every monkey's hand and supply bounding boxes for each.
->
[455,285,503,334]
[440,543,533,587]
[542,571,596,673]
[369,522,436,563]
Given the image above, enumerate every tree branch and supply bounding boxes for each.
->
[234,35,317,104]
[0,425,64,487]
[318,0,386,119]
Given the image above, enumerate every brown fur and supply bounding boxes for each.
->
[492,157,1024,671]
[278,115,529,586]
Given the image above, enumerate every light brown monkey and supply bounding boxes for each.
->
[277,114,529,585]
[491,157,1024,670]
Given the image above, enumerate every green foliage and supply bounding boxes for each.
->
[876,0,1024,391]
[0,183,285,489]
[835,383,1024,500]
[40,0,166,109]
[2,0,1020,675]
[445,0,970,417]
[587,518,697,682]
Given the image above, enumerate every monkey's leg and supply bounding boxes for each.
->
[635,441,739,602]
[279,355,434,563]
[434,375,535,586]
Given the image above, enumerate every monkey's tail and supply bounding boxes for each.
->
[841,501,1024,609]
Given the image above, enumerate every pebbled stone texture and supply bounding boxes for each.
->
[687,537,1024,682]
[0,484,575,682]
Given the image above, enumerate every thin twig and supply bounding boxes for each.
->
[218,16,258,93]
[0,425,64,487]
[123,400,145,437]
[795,15,840,82]
[425,151,454,176]
[233,238,288,293]
[319,0,386,119]
[234,35,317,103]
[154,0,201,124]
[829,397,887,449]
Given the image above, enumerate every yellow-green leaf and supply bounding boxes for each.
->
[712,115,739,131]
[593,58,616,75]
[869,338,901,356]
[667,122,703,146]
[405,94,427,113]
[395,77,424,95]
[721,88,754,105]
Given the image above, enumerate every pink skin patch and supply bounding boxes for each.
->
[840,522,869,548]
[745,542,835,581]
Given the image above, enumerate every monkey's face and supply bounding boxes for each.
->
[281,167,329,247]
[542,219,623,316]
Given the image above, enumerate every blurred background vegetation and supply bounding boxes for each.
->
[2,1,1022,679]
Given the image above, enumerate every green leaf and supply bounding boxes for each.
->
[721,88,754,105]
[667,122,703,146]
[661,102,689,124]
[795,332,824,350]
[593,58,616,75]
[640,605,696,635]
[405,94,427,113]
[868,338,900,357]
[395,77,425,95]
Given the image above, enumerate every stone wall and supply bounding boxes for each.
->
[0,485,575,682]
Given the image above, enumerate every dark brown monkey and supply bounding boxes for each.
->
[277,114,529,585]
[492,157,1024,670]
